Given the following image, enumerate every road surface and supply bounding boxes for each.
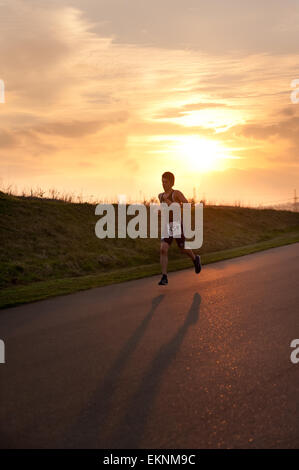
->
[0,243,298,449]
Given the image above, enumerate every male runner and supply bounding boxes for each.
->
[158,171,201,285]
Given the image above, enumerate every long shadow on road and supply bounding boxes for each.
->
[63,292,201,448]
[105,292,201,448]
[63,294,165,448]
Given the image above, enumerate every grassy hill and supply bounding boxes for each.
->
[1,190,299,307]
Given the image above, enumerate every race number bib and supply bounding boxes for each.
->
[167,221,181,237]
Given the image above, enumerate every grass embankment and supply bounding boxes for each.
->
[1,191,299,308]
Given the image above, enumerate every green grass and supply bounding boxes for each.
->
[1,229,298,310]
[1,190,299,309]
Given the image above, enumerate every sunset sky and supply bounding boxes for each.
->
[0,0,299,204]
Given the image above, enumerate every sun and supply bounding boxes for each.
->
[147,134,236,172]
[173,135,229,172]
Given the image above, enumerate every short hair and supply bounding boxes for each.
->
[162,171,175,186]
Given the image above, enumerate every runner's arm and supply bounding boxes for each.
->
[158,192,173,205]
[173,190,188,204]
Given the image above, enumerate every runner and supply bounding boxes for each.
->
[158,171,202,285]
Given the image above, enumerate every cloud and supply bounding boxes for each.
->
[236,116,299,144]
[60,0,299,55]
[34,112,129,137]
[280,107,297,117]
[0,130,17,148]
[0,128,57,155]
[0,2,86,105]
[153,102,228,119]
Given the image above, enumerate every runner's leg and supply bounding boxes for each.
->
[176,228,195,261]
[160,241,170,275]
[179,247,196,261]
[174,224,201,274]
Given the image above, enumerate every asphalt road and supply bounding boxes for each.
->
[0,243,298,449]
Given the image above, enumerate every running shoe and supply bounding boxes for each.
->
[158,274,168,285]
[194,255,202,274]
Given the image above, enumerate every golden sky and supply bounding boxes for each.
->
[0,0,299,205]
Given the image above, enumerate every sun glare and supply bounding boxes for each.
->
[147,134,239,172]
[163,135,233,172]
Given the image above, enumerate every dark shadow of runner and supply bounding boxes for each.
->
[62,294,165,448]
[105,292,201,448]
